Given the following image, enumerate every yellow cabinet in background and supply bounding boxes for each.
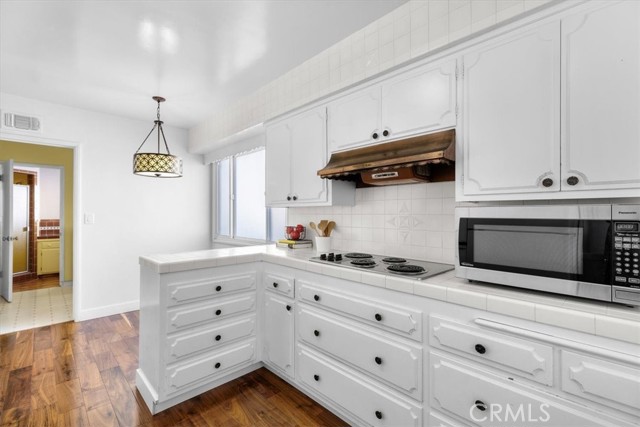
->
[37,239,59,275]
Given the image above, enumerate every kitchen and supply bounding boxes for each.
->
[1,0,639,426]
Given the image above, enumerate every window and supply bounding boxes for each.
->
[214,148,286,242]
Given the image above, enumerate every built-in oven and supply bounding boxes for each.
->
[456,204,640,305]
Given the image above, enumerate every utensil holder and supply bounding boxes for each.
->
[315,236,331,253]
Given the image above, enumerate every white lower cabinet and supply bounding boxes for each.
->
[431,352,633,427]
[298,344,422,427]
[263,292,295,378]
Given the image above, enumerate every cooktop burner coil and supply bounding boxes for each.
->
[350,259,377,268]
[387,264,426,275]
[381,257,407,264]
[344,252,374,259]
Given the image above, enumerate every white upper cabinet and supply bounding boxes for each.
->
[561,0,640,192]
[461,21,561,196]
[328,60,457,153]
[459,1,640,200]
[266,106,354,207]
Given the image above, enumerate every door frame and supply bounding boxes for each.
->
[0,132,80,320]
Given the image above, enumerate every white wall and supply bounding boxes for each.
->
[0,92,211,320]
[38,167,60,219]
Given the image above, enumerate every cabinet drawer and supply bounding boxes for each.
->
[38,240,60,249]
[431,353,621,427]
[167,272,256,306]
[430,316,553,385]
[561,350,640,416]
[299,281,422,341]
[167,293,256,332]
[264,272,294,298]
[298,345,422,427]
[299,306,422,399]
[166,315,256,362]
[166,340,256,393]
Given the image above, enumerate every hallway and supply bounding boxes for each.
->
[0,286,72,334]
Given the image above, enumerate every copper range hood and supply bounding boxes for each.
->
[318,129,455,187]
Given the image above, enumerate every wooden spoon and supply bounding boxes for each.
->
[318,220,328,236]
[325,221,336,237]
[309,222,321,237]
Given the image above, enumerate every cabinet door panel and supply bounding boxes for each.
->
[562,1,640,191]
[289,107,328,204]
[265,120,292,205]
[561,350,640,416]
[463,22,560,195]
[298,345,422,427]
[327,87,381,152]
[298,306,422,399]
[264,294,294,377]
[431,353,622,427]
[382,60,456,139]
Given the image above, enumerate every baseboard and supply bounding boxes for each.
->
[76,299,139,321]
[60,280,73,287]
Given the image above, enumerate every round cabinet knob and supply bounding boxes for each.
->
[542,178,553,188]
[215,285,222,292]
[375,411,383,420]
[286,305,291,311]
[215,335,221,341]
[475,344,486,354]
[374,356,382,365]
[382,129,389,137]
[287,196,292,201]
[313,330,320,337]
[215,309,222,316]
[313,294,320,302]
[272,282,278,288]
[374,313,382,322]
[372,132,379,139]
[567,176,579,186]
[292,195,298,201]
[214,362,221,369]
[475,400,487,411]
[313,374,320,381]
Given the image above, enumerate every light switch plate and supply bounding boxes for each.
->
[84,213,95,224]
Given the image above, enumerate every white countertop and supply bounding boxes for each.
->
[140,245,640,345]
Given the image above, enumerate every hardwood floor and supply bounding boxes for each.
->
[12,274,60,293]
[0,312,347,427]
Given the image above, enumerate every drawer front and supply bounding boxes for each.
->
[431,353,617,427]
[167,293,256,332]
[299,306,422,399]
[264,272,294,298]
[561,350,640,416]
[168,272,256,306]
[431,316,553,385]
[298,345,422,427]
[299,281,422,341]
[38,240,60,249]
[166,315,256,362]
[166,340,256,393]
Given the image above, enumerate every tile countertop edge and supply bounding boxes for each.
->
[139,245,640,345]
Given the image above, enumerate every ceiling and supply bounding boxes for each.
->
[0,0,406,130]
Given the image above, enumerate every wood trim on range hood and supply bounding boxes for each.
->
[317,129,455,185]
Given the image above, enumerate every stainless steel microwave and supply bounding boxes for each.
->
[456,204,640,306]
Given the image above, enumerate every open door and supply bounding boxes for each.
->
[0,159,14,302]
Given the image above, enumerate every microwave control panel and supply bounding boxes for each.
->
[613,221,640,287]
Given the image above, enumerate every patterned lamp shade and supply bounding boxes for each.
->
[133,96,183,178]
[133,153,182,178]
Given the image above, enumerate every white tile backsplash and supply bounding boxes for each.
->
[288,181,456,263]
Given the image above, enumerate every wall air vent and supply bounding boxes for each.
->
[2,111,42,132]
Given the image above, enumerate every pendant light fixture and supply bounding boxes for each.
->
[133,96,183,178]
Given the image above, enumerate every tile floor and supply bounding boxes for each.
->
[0,286,73,335]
